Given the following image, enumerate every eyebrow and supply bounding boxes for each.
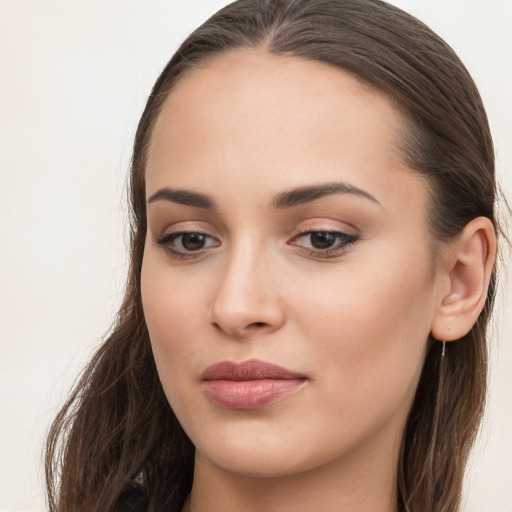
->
[272,182,381,209]
[147,187,215,209]
[146,181,381,210]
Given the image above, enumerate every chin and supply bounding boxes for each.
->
[197,444,314,479]
[188,419,355,481]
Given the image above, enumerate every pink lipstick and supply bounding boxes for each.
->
[201,359,307,409]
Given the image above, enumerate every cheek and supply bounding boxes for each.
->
[310,236,434,336]
[140,252,207,380]
[291,246,436,411]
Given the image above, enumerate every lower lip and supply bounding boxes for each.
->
[203,378,306,409]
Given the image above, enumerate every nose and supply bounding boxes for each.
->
[208,241,286,338]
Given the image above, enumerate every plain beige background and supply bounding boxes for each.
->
[0,1,510,510]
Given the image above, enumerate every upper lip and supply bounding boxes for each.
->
[200,359,307,381]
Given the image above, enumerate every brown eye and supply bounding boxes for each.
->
[156,231,219,257]
[309,232,337,249]
[290,230,359,257]
[181,233,207,251]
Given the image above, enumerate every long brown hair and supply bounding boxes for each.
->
[45,1,499,511]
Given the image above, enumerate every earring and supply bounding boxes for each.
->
[441,341,446,357]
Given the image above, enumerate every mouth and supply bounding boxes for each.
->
[200,359,308,410]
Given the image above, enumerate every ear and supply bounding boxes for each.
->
[431,217,497,342]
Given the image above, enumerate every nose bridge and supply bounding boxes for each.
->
[209,233,283,336]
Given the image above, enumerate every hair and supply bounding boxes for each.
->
[45,1,499,511]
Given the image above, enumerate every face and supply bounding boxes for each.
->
[141,51,441,479]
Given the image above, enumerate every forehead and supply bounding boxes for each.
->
[149,50,404,163]
[146,50,428,219]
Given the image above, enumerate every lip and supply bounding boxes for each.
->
[201,359,307,410]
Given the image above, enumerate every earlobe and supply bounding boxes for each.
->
[431,217,496,342]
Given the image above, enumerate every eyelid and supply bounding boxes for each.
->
[152,219,220,245]
[288,227,359,258]
[289,218,359,240]
[156,230,218,245]
[155,229,220,260]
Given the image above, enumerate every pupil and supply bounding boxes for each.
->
[182,233,206,251]
[311,232,336,249]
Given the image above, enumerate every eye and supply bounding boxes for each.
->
[155,231,219,258]
[290,230,358,257]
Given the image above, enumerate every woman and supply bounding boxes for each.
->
[45,1,500,511]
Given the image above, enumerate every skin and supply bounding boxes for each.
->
[140,50,494,512]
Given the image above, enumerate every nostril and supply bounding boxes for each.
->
[248,322,267,329]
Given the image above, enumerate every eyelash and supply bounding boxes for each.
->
[290,230,359,258]
[155,229,359,260]
[155,231,219,260]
